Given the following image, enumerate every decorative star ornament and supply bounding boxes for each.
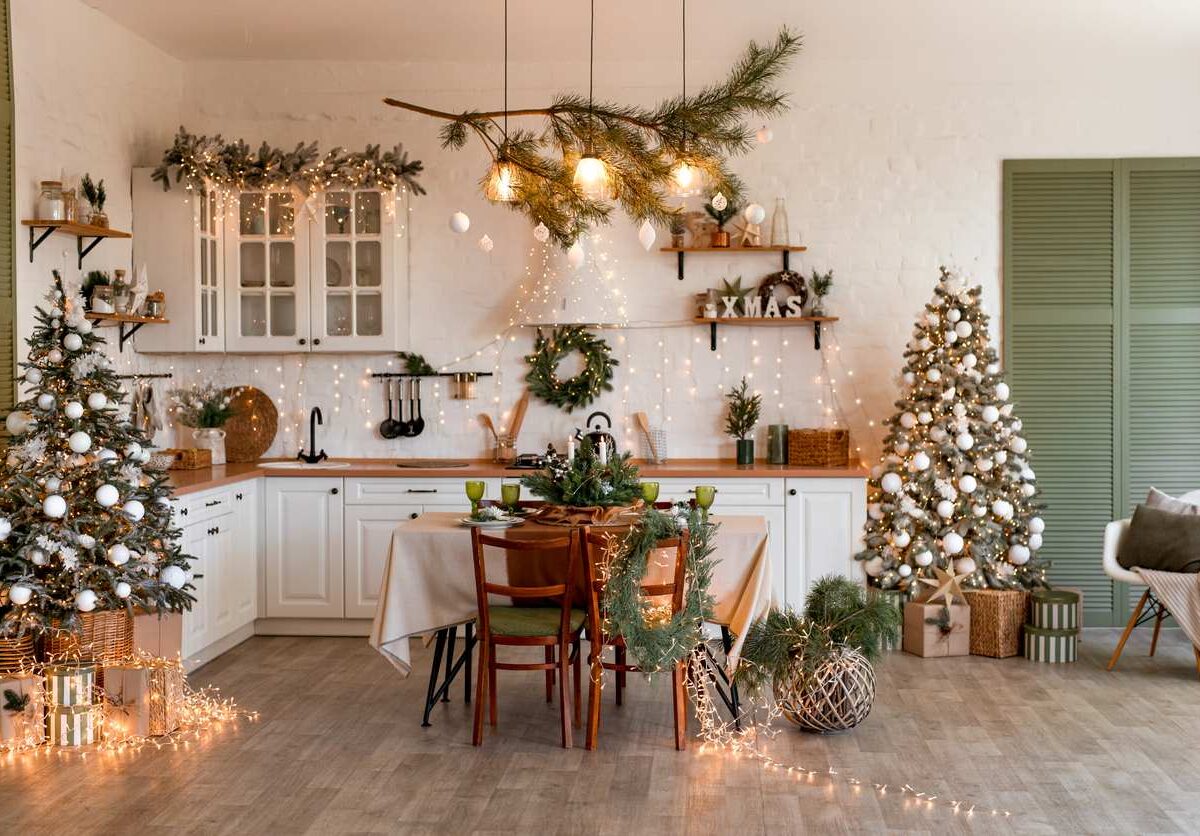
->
[718,276,753,315]
[916,566,970,608]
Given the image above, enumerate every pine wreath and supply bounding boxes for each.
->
[603,507,717,673]
[524,326,617,412]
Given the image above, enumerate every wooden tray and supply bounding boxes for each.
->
[223,386,278,462]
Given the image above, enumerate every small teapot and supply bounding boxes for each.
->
[575,411,616,453]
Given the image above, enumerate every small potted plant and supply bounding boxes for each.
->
[737,576,900,734]
[170,383,238,465]
[81,174,107,228]
[724,376,761,465]
[82,270,111,312]
[668,211,688,248]
[809,268,834,317]
[704,193,739,248]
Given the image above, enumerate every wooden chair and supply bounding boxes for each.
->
[471,527,584,748]
[580,525,689,751]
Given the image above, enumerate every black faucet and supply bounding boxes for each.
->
[298,407,328,464]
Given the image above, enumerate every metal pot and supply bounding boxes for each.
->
[576,411,616,453]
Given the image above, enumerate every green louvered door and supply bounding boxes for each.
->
[0,0,12,422]
[1005,158,1200,626]
[1004,160,1118,626]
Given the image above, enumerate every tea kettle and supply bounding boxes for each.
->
[576,411,616,452]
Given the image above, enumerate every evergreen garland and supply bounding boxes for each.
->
[524,326,617,412]
[603,506,717,673]
[151,127,426,195]
[520,438,640,508]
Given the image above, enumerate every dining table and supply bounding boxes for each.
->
[369,511,774,725]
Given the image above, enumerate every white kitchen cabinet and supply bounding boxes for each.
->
[229,481,260,626]
[181,521,210,658]
[131,169,225,352]
[784,478,867,607]
[264,477,345,618]
[343,503,422,618]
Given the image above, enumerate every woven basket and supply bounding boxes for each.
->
[962,589,1027,658]
[45,610,135,664]
[776,646,876,734]
[163,447,213,470]
[788,428,850,468]
[0,633,36,675]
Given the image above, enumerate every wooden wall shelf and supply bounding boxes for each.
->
[23,220,132,268]
[86,312,170,352]
[661,244,808,280]
[694,315,838,351]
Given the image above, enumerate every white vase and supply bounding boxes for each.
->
[192,428,227,466]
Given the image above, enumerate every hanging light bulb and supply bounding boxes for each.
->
[573,154,611,200]
[485,157,519,202]
[669,159,702,197]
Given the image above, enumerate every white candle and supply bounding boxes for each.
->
[567,437,576,462]
[598,438,608,465]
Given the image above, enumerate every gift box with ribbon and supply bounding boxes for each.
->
[48,704,95,746]
[902,600,971,658]
[1,675,46,747]
[103,660,184,738]
[46,663,95,707]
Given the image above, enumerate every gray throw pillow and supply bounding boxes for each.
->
[1146,487,1200,516]
[1118,504,1200,573]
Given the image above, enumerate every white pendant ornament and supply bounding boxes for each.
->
[925,368,941,382]
[893,530,912,549]
[75,589,98,612]
[37,393,55,411]
[123,500,145,522]
[43,494,67,518]
[863,556,885,578]
[95,484,119,508]
[1008,544,1031,566]
[47,349,63,364]
[981,405,1000,424]
[108,544,131,566]
[477,234,494,253]
[25,368,42,384]
[942,531,965,555]
[115,582,132,599]
[68,431,92,454]
[7,584,32,606]
[898,563,913,578]
[533,222,550,243]
[947,308,962,323]
[880,472,903,494]
[5,410,30,435]
[954,557,977,575]
[955,432,975,451]
[566,241,585,270]
[958,474,977,493]
[937,499,955,519]
[755,125,773,144]
[1028,516,1045,534]
[913,451,931,471]
[913,549,934,567]
[29,548,48,566]
[87,392,108,410]
[710,192,728,212]
[448,211,470,233]
[995,382,1010,400]
[1029,533,1043,550]
[637,219,656,251]
[160,565,187,589]
[63,333,83,352]
[64,400,84,420]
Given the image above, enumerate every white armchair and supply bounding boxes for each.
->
[1103,489,1200,670]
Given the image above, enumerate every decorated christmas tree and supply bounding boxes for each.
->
[1,272,192,638]
[856,269,1046,591]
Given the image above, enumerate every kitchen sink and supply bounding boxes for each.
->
[259,461,352,470]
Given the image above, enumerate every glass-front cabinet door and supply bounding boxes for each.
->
[310,188,397,352]
[194,185,224,351]
[224,189,311,352]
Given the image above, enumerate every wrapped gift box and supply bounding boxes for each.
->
[1024,625,1078,663]
[1029,589,1081,631]
[103,662,184,738]
[48,704,95,746]
[903,601,970,658]
[962,589,1026,658]
[46,663,95,707]
[1,674,46,747]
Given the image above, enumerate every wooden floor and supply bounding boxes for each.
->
[3,629,1199,835]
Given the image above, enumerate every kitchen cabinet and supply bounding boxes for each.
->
[784,478,867,606]
[181,521,210,658]
[264,477,345,618]
[230,481,260,626]
[131,169,225,352]
[343,504,422,618]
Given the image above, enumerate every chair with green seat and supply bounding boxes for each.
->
[470,527,584,748]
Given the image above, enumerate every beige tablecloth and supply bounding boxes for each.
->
[369,512,773,676]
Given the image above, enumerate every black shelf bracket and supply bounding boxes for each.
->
[708,321,718,351]
[87,316,147,352]
[27,226,54,262]
[27,225,115,268]
[77,235,107,269]
[813,320,823,350]
[676,250,685,281]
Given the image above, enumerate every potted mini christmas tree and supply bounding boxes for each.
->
[1,272,193,652]
[725,377,762,465]
[856,268,1046,591]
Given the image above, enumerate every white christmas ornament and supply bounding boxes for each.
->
[902,371,915,385]
[895,441,910,455]
[955,321,973,338]
[995,450,1008,464]
[743,203,766,225]
[918,411,933,424]
[913,451,931,471]
[47,349,63,364]
[755,125,773,144]
[929,426,948,443]
[898,564,913,578]
[1010,436,1028,454]
[63,332,83,352]
[995,382,1010,400]
[880,472,904,494]
[108,544,131,566]
[981,405,1000,424]
[914,550,934,567]
[533,222,550,243]
[448,211,470,233]
[963,353,977,368]
[899,412,917,429]
[115,582,132,599]
[77,319,92,334]
[25,368,42,384]
[945,330,959,344]
[96,448,117,462]
[710,192,729,212]
[95,484,119,507]
[123,500,145,522]
[867,503,883,520]
[0,518,9,540]
[863,556,884,577]
[925,312,940,327]
[954,557,977,575]
[992,499,1014,519]
[1021,483,1037,497]
[972,504,987,517]
[124,442,142,459]
[1008,544,1031,565]
[958,474,977,493]
[8,584,32,605]
[64,401,84,420]
[75,589,98,612]
[976,458,993,471]
[937,499,956,519]
[37,393,55,411]
[68,430,92,454]
[77,533,95,549]
[637,219,656,251]
[925,368,941,382]
[918,337,932,351]
[943,531,965,555]
[955,432,975,451]
[29,548,48,566]
[986,363,1000,375]
[947,308,962,323]
[566,241,584,270]
[87,392,108,410]
[160,565,187,589]
[893,530,912,548]
[43,494,67,518]
[5,410,30,435]
[1028,516,1045,534]
[1029,533,1043,550]
[477,234,494,253]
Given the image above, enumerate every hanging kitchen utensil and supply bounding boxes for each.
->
[409,379,426,437]
[379,378,401,439]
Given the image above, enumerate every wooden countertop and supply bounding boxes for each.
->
[166,458,868,496]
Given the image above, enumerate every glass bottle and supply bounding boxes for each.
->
[768,197,790,247]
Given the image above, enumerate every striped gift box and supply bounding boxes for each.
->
[1023,625,1078,663]
[1030,590,1080,631]
[48,704,95,746]
[45,663,95,707]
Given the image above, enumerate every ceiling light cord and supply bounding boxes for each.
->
[503,0,509,141]
[588,0,595,150]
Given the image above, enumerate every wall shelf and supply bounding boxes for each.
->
[87,312,170,352]
[22,220,132,268]
[661,244,808,280]
[694,316,838,351]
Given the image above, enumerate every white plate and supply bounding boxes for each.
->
[458,517,524,529]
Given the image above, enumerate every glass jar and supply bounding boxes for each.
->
[90,285,114,313]
[62,188,78,222]
[38,181,65,221]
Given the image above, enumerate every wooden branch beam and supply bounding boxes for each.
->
[383,98,558,120]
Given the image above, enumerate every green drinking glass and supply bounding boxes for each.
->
[693,485,717,520]
[640,481,661,504]
[500,482,521,511]
[465,480,486,515]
